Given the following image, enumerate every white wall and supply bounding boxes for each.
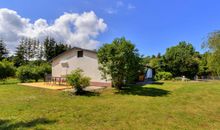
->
[52,48,108,83]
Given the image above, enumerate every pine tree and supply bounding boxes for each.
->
[44,37,56,61]
[54,42,71,57]
[0,39,8,61]
[43,37,71,61]
[14,38,26,67]
[36,39,45,60]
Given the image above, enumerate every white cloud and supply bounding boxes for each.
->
[116,1,124,7]
[0,8,107,51]
[105,8,118,14]
[105,2,136,15]
[128,4,136,10]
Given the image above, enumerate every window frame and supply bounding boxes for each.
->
[77,50,83,58]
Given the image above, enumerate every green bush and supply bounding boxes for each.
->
[66,69,91,94]
[0,60,16,81]
[38,63,52,79]
[155,71,173,80]
[174,76,190,81]
[16,65,32,82]
[16,63,51,82]
[174,77,182,81]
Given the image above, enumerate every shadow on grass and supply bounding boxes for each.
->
[67,90,100,97]
[116,84,170,97]
[0,118,57,130]
[0,81,18,85]
[151,82,164,85]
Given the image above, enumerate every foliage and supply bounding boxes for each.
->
[16,65,34,82]
[155,71,173,80]
[203,31,220,76]
[16,63,51,82]
[13,37,70,67]
[174,77,183,81]
[14,37,44,67]
[143,56,151,65]
[197,52,212,77]
[14,39,26,67]
[97,37,144,89]
[163,41,199,79]
[0,60,16,81]
[149,57,164,73]
[44,37,71,61]
[44,37,56,61]
[66,69,91,94]
[0,39,8,61]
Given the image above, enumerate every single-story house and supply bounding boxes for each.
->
[51,47,111,87]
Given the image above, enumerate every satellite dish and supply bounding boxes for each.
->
[61,61,69,68]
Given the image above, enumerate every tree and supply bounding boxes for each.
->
[55,42,69,56]
[44,37,56,61]
[0,39,8,61]
[97,37,143,89]
[14,38,27,67]
[0,60,16,82]
[16,63,51,82]
[35,39,45,60]
[203,31,220,76]
[197,52,211,77]
[149,57,164,73]
[66,69,91,94]
[44,37,70,61]
[163,41,199,79]
[143,56,151,65]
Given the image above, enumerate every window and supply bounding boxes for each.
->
[77,51,83,58]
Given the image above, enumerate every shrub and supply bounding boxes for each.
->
[38,63,52,79]
[155,71,173,80]
[174,77,182,81]
[16,63,51,82]
[66,69,91,94]
[174,76,190,81]
[0,60,16,81]
[16,65,32,82]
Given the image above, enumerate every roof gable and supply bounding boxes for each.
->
[51,47,97,62]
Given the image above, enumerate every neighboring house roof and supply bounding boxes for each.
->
[50,47,97,62]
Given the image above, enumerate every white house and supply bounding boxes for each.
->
[51,47,111,87]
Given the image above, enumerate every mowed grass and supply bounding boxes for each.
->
[0,79,220,130]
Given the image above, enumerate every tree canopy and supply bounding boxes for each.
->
[97,37,143,89]
[0,60,16,81]
[203,31,220,76]
[0,39,8,61]
[44,37,71,61]
[163,41,199,79]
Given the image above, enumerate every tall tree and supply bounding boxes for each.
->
[0,60,16,82]
[203,31,220,76]
[44,37,71,61]
[44,37,56,61]
[0,39,8,61]
[37,41,45,60]
[197,52,211,77]
[98,37,143,89]
[163,41,199,79]
[14,38,26,67]
[55,42,71,57]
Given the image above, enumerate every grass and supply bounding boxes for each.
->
[0,79,220,130]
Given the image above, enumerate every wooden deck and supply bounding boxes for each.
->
[20,82,72,90]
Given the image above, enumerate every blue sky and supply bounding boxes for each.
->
[1,0,220,56]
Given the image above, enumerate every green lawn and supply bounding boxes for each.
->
[0,79,220,130]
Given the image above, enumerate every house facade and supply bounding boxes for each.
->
[51,47,111,87]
